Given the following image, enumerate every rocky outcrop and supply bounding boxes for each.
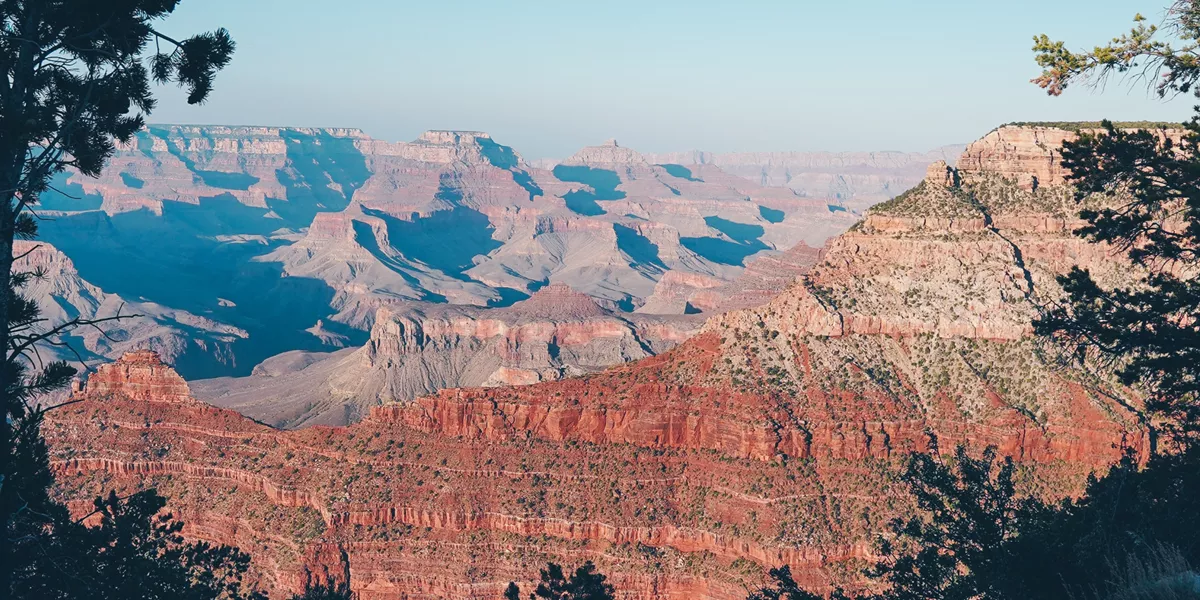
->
[637,243,824,315]
[563,139,653,170]
[81,350,195,403]
[956,124,1184,190]
[956,126,1078,190]
[192,285,702,428]
[636,271,728,314]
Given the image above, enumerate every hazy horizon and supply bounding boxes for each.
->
[150,0,1190,159]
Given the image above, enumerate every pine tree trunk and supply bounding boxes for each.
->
[0,7,32,586]
[0,188,17,600]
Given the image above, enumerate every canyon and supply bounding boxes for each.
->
[191,245,830,428]
[44,124,1152,599]
[36,127,863,382]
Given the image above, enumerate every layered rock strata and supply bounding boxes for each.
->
[80,349,194,403]
[46,124,1157,599]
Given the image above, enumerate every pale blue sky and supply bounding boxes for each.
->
[150,0,1191,159]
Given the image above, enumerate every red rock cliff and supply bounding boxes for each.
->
[81,350,194,404]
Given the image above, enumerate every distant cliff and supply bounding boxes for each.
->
[14,241,245,375]
[642,145,966,212]
[39,126,856,377]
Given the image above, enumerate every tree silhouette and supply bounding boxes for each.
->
[745,566,824,600]
[1032,1,1200,452]
[504,582,522,600]
[1033,2,1200,98]
[289,581,356,600]
[746,447,1025,600]
[864,446,1025,600]
[748,447,1200,599]
[1035,119,1200,451]
[1,1,234,594]
[15,489,265,600]
[504,562,615,600]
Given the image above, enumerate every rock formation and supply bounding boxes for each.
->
[38,126,856,377]
[638,242,824,314]
[191,284,702,428]
[44,124,1158,599]
[80,350,194,403]
[13,241,246,375]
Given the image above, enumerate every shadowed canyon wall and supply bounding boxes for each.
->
[39,128,861,380]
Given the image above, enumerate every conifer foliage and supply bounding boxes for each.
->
[504,562,616,600]
[1,1,237,597]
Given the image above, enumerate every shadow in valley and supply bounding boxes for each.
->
[40,171,104,211]
[360,205,503,280]
[36,129,378,381]
[269,129,370,226]
[553,165,626,216]
[34,127,561,377]
[478,137,543,201]
[758,205,786,223]
[486,287,531,307]
[681,216,769,266]
[614,224,667,273]
[349,218,448,303]
[37,196,348,378]
[120,172,145,189]
[657,164,702,182]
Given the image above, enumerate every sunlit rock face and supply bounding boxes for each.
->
[956,125,1085,191]
[36,126,857,379]
[46,124,1158,599]
[80,350,194,404]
